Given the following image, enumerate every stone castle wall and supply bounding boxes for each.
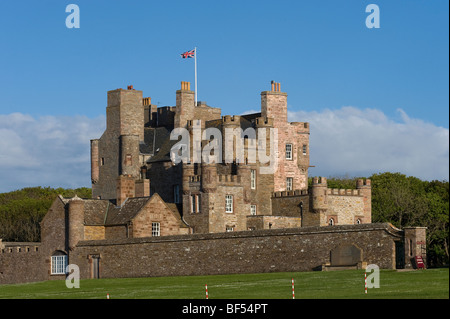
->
[69,223,402,280]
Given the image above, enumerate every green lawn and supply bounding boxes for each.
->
[0,268,448,299]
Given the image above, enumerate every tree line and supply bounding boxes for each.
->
[0,186,91,242]
[319,172,449,268]
[0,172,448,267]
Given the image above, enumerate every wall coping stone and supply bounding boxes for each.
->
[75,223,404,247]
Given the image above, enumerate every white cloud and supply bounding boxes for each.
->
[0,113,106,193]
[288,107,449,181]
[0,106,447,193]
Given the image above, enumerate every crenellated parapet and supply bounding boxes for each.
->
[327,188,362,196]
[272,189,308,197]
[290,121,310,134]
[254,116,274,127]
[217,174,242,185]
[0,242,41,254]
[222,115,240,125]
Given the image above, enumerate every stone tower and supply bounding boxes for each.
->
[260,81,309,192]
[91,86,144,200]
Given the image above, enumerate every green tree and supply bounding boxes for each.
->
[0,186,91,242]
[370,172,448,267]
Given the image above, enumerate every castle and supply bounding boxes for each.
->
[0,81,427,285]
[89,81,372,236]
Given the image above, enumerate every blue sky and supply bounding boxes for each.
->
[0,0,448,192]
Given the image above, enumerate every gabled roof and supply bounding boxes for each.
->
[61,194,188,228]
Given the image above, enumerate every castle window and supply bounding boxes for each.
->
[356,218,362,224]
[329,218,335,226]
[100,157,105,166]
[286,177,293,191]
[191,194,200,213]
[51,251,68,275]
[250,205,257,216]
[285,144,293,160]
[126,154,132,166]
[302,144,307,155]
[152,222,160,237]
[251,169,256,189]
[225,195,233,213]
[173,185,180,203]
[226,226,234,232]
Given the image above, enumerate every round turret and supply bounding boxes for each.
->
[311,177,328,213]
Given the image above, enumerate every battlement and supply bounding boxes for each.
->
[312,176,327,185]
[356,178,372,188]
[290,121,310,133]
[196,101,208,107]
[187,119,203,129]
[157,106,176,113]
[189,175,201,182]
[218,174,241,184]
[272,189,308,197]
[222,115,240,124]
[327,188,361,196]
[0,242,41,254]
[254,117,274,127]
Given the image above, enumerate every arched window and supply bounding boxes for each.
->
[328,218,335,226]
[51,250,68,275]
[356,218,362,224]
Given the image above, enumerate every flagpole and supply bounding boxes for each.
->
[194,47,197,106]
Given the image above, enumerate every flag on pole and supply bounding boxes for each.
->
[180,47,198,106]
[181,49,195,59]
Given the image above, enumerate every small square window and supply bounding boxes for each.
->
[51,255,68,275]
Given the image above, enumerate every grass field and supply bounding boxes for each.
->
[0,268,448,299]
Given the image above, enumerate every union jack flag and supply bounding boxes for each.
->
[181,49,195,58]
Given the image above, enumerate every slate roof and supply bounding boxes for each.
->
[145,113,261,163]
[61,195,188,228]
[140,127,172,155]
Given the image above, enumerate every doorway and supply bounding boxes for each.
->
[395,241,405,269]
[90,255,100,279]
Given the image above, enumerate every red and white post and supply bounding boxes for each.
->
[292,278,295,299]
[364,271,368,294]
[205,284,209,299]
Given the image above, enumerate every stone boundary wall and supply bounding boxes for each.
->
[71,223,403,280]
[0,223,406,285]
[0,242,45,285]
